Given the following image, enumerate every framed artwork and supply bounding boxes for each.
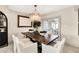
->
[17,15,32,27]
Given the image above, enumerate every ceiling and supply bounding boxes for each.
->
[8,5,73,14]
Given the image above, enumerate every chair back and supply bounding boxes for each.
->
[57,37,66,52]
[12,35,20,53]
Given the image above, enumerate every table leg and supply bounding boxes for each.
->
[37,42,42,53]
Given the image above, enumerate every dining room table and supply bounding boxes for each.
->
[22,31,59,53]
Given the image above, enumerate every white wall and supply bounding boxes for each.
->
[43,6,79,47]
[0,5,79,47]
[0,5,33,43]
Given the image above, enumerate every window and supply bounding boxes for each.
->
[42,20,50,31]
[42,17,60,35]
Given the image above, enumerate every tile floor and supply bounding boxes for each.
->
[0,43,79,53]
[63,43,79,53]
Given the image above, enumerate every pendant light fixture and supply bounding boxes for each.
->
[30,5,41,21]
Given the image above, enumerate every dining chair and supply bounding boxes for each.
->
[12,34,37,53]
[42,37,66,53]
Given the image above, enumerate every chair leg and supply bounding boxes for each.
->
[13,43,17,53]
[16,44,21,53]
[14,47,17,53]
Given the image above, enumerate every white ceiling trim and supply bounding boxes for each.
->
[8,5,73,15]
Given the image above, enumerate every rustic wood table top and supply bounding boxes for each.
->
[22,32,49,45]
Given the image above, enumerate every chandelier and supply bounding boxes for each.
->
[30,5,41,21]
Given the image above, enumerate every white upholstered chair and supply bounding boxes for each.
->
[42,37,66,53]
[12,34,37,53]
